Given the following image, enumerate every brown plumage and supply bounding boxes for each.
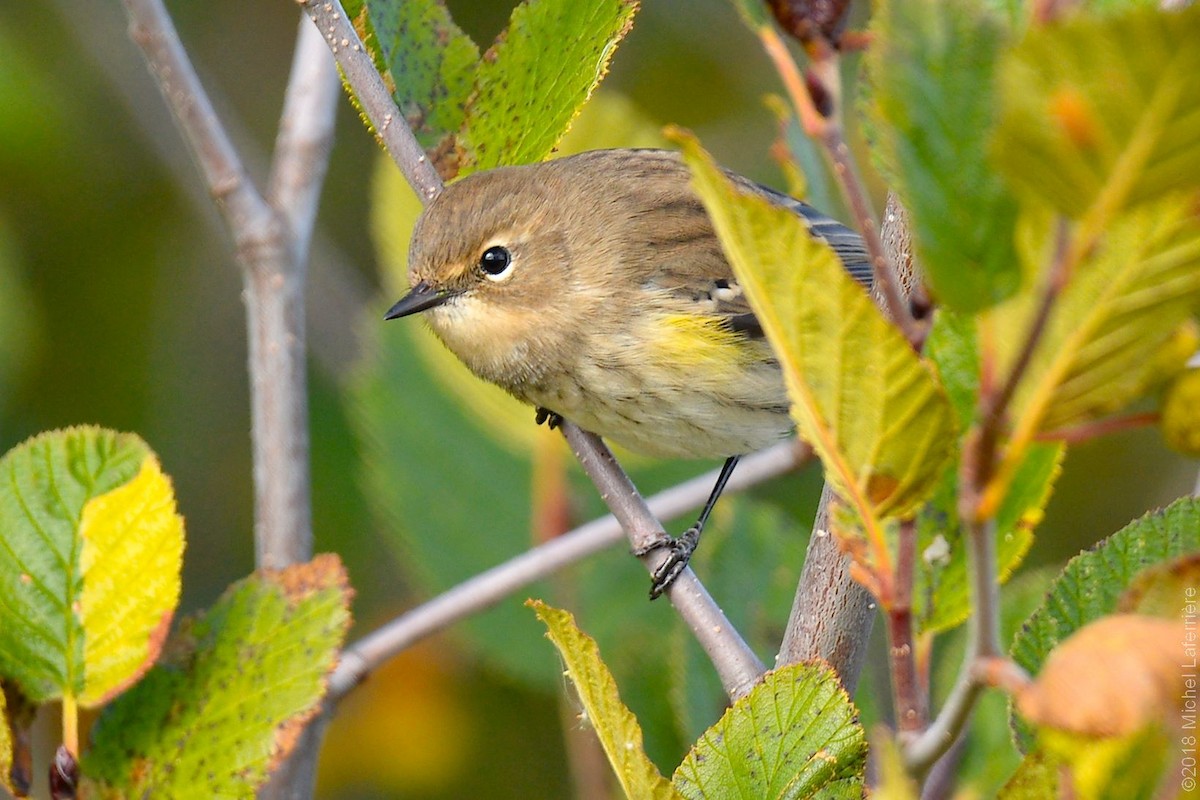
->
[389,148,869,459]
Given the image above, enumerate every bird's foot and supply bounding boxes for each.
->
[637,526,701,600]
[534,407,563,430]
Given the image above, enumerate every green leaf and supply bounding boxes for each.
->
[994,5,1200,221]
[867,0,1020,311]
[915,311,1060,634]
[1010,496,1200,749]
[343,0,478,151]
[923,309,981,427]
[457,0,639,173]
[999,197,1200,445]
[672,662,866,798]
[530,601,682,800]
[916,441,1061,634]
[83,555,351,798]
[0,427,182,706]
[677,133,956,529]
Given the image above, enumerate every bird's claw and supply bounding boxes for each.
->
[643,526,701,600]
[534,407,563,430]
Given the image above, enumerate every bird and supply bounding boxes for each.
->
[386,148,871,597]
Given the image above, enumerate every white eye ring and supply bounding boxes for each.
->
[479,245,514,281]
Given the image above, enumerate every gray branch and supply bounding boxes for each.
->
[561,424,770,700]
[330,440,807,700]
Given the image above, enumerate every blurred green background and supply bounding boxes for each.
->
[1,0,1195,797]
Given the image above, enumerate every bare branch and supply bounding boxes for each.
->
[297,0,444,203]
[561,424,770,699]
[329,441,807,700]
[268,18,341,266]
[776,485,874,691]
[121,0,274,252]
[120,0,330,570]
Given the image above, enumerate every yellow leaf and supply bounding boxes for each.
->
[529,600,682,800]
[78,456,184,706]
[676,133,955,548]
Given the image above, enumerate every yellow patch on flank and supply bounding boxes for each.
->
[78,456,184,706]
[653,313,758,376]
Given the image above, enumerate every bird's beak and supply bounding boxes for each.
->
[384,281,455,320]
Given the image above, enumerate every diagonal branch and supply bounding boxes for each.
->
[329,440,808,700]
[560,424,769,700]
[297,0,443,203]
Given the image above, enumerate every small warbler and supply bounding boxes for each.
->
[386,149,870,595]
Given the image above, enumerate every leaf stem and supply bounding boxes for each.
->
[61,695,78,757]
[976,217,1070,518]
[1034,411,1160,444]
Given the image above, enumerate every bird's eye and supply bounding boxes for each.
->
[479,245,513,280]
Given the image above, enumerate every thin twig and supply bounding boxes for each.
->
[297,0,443,203]
[888,520,924,733]
[329,440,807,700]
[561,424,768,700]
[757,27,922,347]
[121,0,273,240]
[268,18,340,267]
[1034,411,1159,445]
[974,218,1071,514]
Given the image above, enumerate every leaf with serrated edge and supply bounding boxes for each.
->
[0,427,150,703]
[78,456,183,705]
[678,134,956,537]
[1010,497,1200,750]
[995,5,1200,221]
[867,0,1020,312]
[82,555,351,798]
[457,0,638,173]
[673,662,866,798]
[997,197,1200,456]
[344,0,478,151]
[529,601,681,800]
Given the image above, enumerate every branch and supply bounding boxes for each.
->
[121,1,336,572]
[888,519,925,733]
[561,424,770,700]
[330,440,808,700]
[296,0,443,203]
[775,484,874,691]
[268,18,341,267]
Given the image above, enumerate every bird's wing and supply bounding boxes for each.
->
[651,187,872,340]
[750,184,874,288]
